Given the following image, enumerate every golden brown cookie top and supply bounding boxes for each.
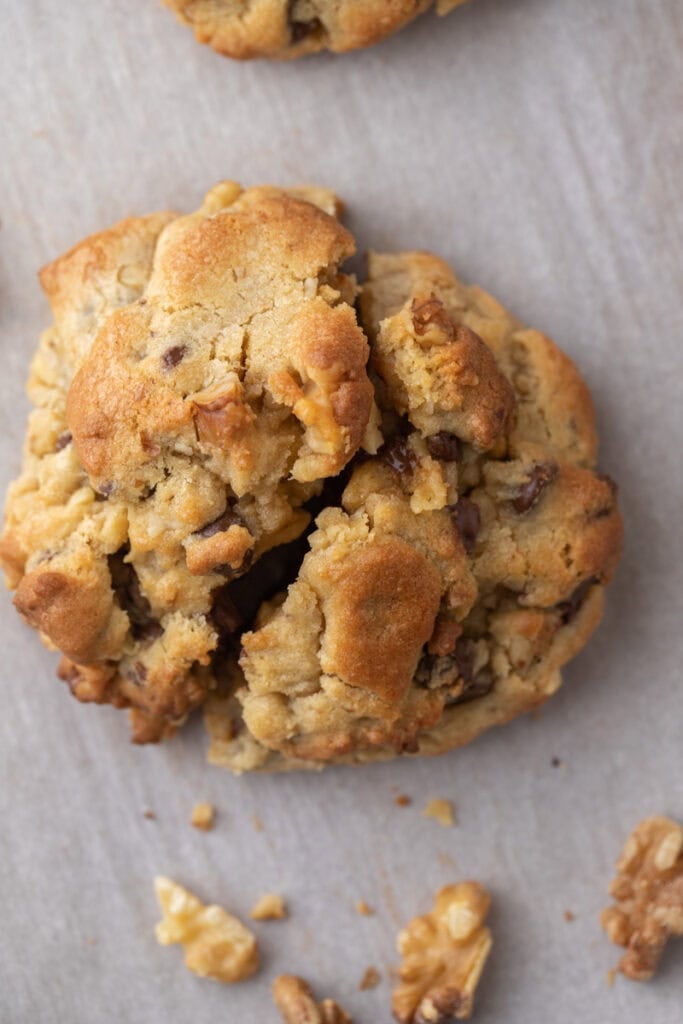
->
[162,0,468,61]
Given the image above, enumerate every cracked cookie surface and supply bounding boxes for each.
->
[161,0,468,60]
[205,249,622,770]
[0,182,375,741]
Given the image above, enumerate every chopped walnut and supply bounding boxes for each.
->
[250,893,288,920]
[154,877,259,983]
[355,900,374,916]
[600,816,683,981]
[422,798,456,828]
[272,975,352,1024]
[392,882,492,1022]
[191,802,215,831]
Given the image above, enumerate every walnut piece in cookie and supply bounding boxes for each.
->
[161,0,468,61]
[601,816,683,981]
[154,876,259,982]
[392,882,492,1022]
[250,893,288,920]
[0,181,377,741]
[273,975,351,1024]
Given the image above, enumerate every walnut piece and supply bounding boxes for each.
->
[600,816,683,981]
[422,798,456,828]
[392,882,492,1022]
[250,892,288,920]
[273,975,352,1024]
[154,876,259,983]
[190,802,215,831]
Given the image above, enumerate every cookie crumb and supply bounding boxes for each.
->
[154,876,259,983]
[395,794,412,807]
[601,815,683,981]
[273,975,351,1023]
[606,968,617,988]
[356,900,374,916]
[564,910,575,923]
[191,802,215,831]
[250,893,287,920]
[252,814,264,833]
[143,810,156,820]
[551,756,562,768]
[359,966,381,990]
[422,798,455,827]
[393,881,492,1022]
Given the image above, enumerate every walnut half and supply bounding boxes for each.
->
[601,816,683,980]
[272,975,352,1024]
[154,876,259,983]
[392,882,492,1022]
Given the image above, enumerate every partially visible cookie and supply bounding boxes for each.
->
[206,250,622,770]
[162,0,468,61]
[0,182,376,741]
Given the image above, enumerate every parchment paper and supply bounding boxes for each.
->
[1,2,682,1021]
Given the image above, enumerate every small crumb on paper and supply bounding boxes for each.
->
[250,893,287,920]
[359,966,381,990]
[395,794,411,807]
[356,900,374,916]
[564,910,575,922]
[422,798,455,827]
[191,802,215,831]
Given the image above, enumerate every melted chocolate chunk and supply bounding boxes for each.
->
[55,431,72,451]
[108,548,160,640]
[556,577,597,625]
[381,436,416,476]
[451,498,480,553]
[96,481,115,498]
[509,462,557,512]
[426,432,461,462]
[197,507,245,538]
[511,462,558,514]
[290,16,322,41]
[162,344,186,369]
[209,586,243,647]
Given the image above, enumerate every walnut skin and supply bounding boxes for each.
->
[392,882,492,1022]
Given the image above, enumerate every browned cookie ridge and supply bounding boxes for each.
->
[161,0,468,60]
[0,182,377,741]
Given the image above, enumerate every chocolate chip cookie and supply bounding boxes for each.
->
[0,182,377,741]
[162,0,468,60]
[205,249,622,770]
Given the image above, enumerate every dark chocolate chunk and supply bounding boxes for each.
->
[381,436,416,476]
[451,498,480,553]
[290,16,322,41]
[197,507,245,538]
[511,462,558,514]
[108,548,159,640]
[556,577,597,625]
[426,432,461,462]
[162,344,186,369]
[55,431,72,451]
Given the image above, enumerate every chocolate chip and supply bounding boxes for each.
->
[426,432,460,462]
[290,16,322,41]
[210,586,243,642]
[451,498,480,553]
[137,620,164,644]
[55,431,72,451]
[511,462,558,514]
[556,577,597,625]
[381,436,416,476]
[197,507,245,538]
[127,661,148,685]
[162,344,186,369]
[96,481,115,498]
[108,548,157,639]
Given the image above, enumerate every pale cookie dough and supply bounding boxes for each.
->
[205,250,623,771]
[0,182,375,742]
[162,0,468,61]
